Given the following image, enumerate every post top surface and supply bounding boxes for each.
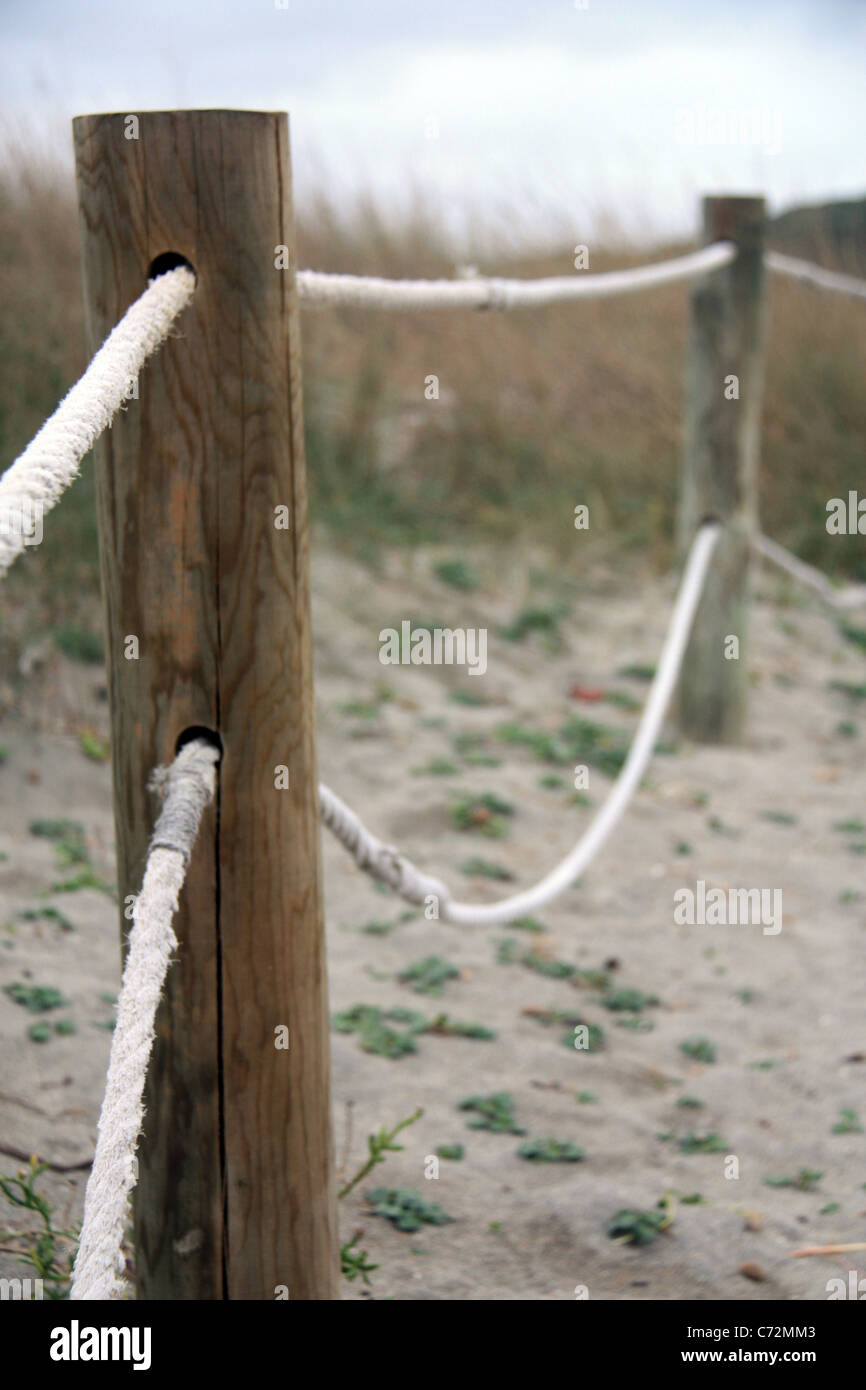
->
[73,108,287,126]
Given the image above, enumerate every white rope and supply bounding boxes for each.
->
[320,522,720,926]
[766,251,866,303]
[0,266,196,580]
[297,243,735,311]
[319,782,449,905]
[70,739,219,1301]
[752,532,866,610]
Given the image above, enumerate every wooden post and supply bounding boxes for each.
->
[73,111,338,1300]
[677,195,767,742]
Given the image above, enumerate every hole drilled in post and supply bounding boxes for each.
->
[175,726,223,760]
[148,251,197,283]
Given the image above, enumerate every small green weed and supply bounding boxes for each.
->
[680,1036,716,1063]
[459,1092,525,1134]
[763,1169,823,1191]
[365,1187,454,1233]
[518,1138,585,1162]
[398,956,461,996]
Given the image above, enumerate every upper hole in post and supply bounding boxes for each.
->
[148,251,197,284]
[175,726,223,759]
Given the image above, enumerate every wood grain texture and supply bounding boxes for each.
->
[73,110,338,1299]
[677,196,767,743]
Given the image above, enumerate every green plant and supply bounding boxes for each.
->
[53,625,104,664]
[338,1108,423,1199]
[518,1138,585,1162]
[18,906,74,932]
[829,681,866,701]
[676,1096,705,1109]
[522,1006,605,1052]
[4,982,69,1012]
[338,698,382,720]
[29,819,89,866]
[538,774,567,790]
[449,689,487,707]
[760,809,798,826]
[495,937,522,964]
[500,604,565,650]
[459,857,514,880]
[838,623,866,653]
[425,1014,496,1040]
[617,663,656,681]
[834,819,865,833]
[494,936,579,979]
[676,1132,728,1155]
[605,690,641,711]
[459,1092,525,1134]
[435,559,478,592]
[340,1234,379,1284]
[79,731,110,763]
[520,950,575,980]
[497,716,629,778]
[436,1144,464,1161]
[571,965,611,989]
[0,1157,78,1297]
[332,1004,419,1059]
[680,1036,716,1063]
[46,867,114,897]
[398,956,461,996]
[365,1187,454,1233]
[576,1091,597,1104]
[333,1004,494,1056]
[412,759,459,777]
[763,1169,823,1191]
[510,916,547,934]
[607,1198,674,1246]
[832,1108,863,1134]
[602,988,659,1012]
[450,791,514,837]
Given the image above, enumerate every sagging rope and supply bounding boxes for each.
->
[320,521,720,926]
[766,251,866,303]
[296,243,736,310]
[70,738,219,1302]
[297,247,866,311]
[0,266,195,580]
[752,532,866,610]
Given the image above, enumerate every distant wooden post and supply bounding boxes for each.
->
[73,110,338,1299]
[677,195,767,742]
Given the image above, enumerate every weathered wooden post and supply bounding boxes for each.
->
[73,110,338,1299]
[677,195,767,742]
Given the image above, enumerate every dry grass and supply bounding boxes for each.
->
[1,151,864,639]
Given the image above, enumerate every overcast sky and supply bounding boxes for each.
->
[1,0,863,247]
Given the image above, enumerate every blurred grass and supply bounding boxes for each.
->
[1,152,864,645]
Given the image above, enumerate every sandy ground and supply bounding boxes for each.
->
[1,541,864,1301]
